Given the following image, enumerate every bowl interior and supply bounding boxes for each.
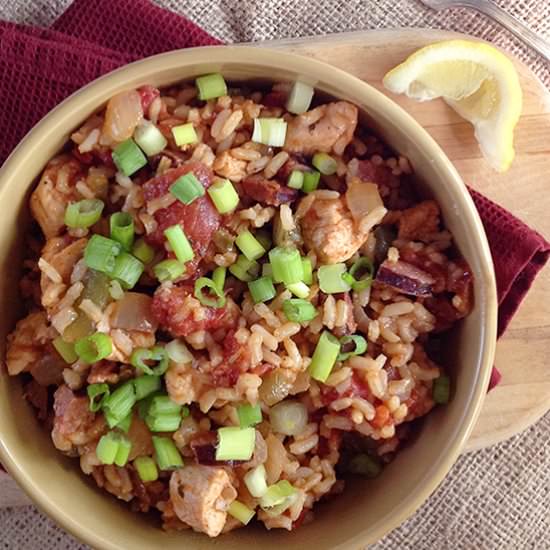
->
[0,46,496,550]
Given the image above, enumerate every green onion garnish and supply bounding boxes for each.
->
[108,279,124,300]
[110,212,135,251]
[74,332,112,364]
[259,480,296,508]
[181,406,190,419]
[87,383,110,412]
[133,375,162,401]
[337,335,367,361]
[102,380,137,428]
[96,432,121,465]
[237,403,263,428]
[131,346,169,376]
[229,255,259,282]
[287,170,304,190]
[148,395,181,417]
[349,257,374,291]
[244,464,268,498]
[114,435,132,467]
[252,118,287,147]
[132,238,155,265]
[302,171,320,193]
[308,331,341,382]
[248,277,276,304]
[348,454,382,478]
[215,426,255,461]
[84,235,122,274]
[64,199,104,229]
[228,501,255,525]
[312,152,338,175]
[235,230,266,261]
[433,374,451,404]
[282,299,317,323]
[171,123,198,146]
[212,266,227,292]
[254,230,272,252]
[194,276,227,308]
[317,263,352,294]
[153,259,185,282]
[152,436,184,470]
[110,251,144,289]
[165,339,193,364]
[286,81,315,115]
[301,258,313,285]
[53,336,78,364]
[115,412,133,433]
[169,172,205,205]
[112,138,147,176]
[207,178,240,214]
[269,247,303,285]
[261,263,273,279]
[286,281,310,299]
[196,73,227,101]
[134,121,167,156]
[164,225,194,264]
[146,413,182,432]
[134,456,159,482]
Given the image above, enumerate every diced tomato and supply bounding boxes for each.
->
[211,364,240,388]
[371,405,391,429]
[263,91,287,108]
[72,146,94,165]
[138,85,160,114]
[349,371,374,402]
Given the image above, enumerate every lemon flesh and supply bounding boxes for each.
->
[383,40,522,172]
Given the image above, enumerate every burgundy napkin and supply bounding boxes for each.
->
[0,0,548,392]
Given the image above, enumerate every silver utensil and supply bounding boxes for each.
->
[419,0,550,61]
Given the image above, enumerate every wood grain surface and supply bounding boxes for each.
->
[264,29,550,452]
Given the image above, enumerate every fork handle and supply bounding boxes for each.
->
[458,0,550,61]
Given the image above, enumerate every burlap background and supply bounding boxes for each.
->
[0,1,549,548]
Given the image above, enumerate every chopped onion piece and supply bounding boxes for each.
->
[286,81,314,115]
[269,401,308,436]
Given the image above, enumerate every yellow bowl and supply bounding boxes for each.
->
[0,46,497,549]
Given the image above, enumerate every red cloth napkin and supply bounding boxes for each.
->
[0,0,548,391]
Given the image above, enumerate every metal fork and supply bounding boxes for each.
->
[419,0,550,61]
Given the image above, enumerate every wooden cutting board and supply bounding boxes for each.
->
[263,29,550,452]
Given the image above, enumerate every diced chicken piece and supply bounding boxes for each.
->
[300,197,369,264]
[30,156,82,238]
[165,361,200,405]
[169,465,237,537]
[397,200,440,240]
[284,101,358,155]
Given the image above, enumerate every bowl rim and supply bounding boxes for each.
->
[0,45,497,549]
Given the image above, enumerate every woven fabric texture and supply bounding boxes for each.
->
[0,0,549,548]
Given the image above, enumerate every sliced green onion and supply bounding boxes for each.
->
[433,374,451,404]
[169,172,205,205]
[171,123,198,147]
[286,81,314,115]
[84,235,122,274]
[341,272,355,286]
[349,257,374,291]
[53,336,78,364]
[111,252,144,289]
[259,480,296,508]
[149,395,182,417]
[153,436,184,470]
[110,212,135,251]
[261,263,273,279]
[212,266,227,292]
[302,171,320,193]
[248,277,276,304]
[269,247,303,285]
[308,331,341,382]
[181,406,190,418]
[215,426,255,461]
[87,383,110,412]
[138,391,163,420]
[131,346,169,376]
[102,380,136,428]
[132,238,155,265]
[194,277,226,308]
[74,332,112,364]
[252,118,287,147]
[196,73,227,101]
[153,259,185,282]
[96,432,120,465]
[244,464,268,498]
[116,412,133,433]
[348,454,382,478]
[64,199,104,229]
[254,230,272,252]
[164,225,194,264]
[112,138,147,176]
[286,281,310,299]
[228,501,255,525]
[165,339,193,364]
[229,255,259,282]
[301,258,313,285]
[237,403,263,428]
[337,335,367,361]
[207,178,240,214]
[133,375,162,400]
[134,121,167,156]
[235,230,265,261]
[287,170,304,190]
[312,152,337,175]
[282,299,317,323]
[114,435,132,467]
[108,279,124,300]
[146,413,182,432]
[318,263,352,294]
[134,456,159,482]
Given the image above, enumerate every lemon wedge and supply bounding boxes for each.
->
[383,40,522,172]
